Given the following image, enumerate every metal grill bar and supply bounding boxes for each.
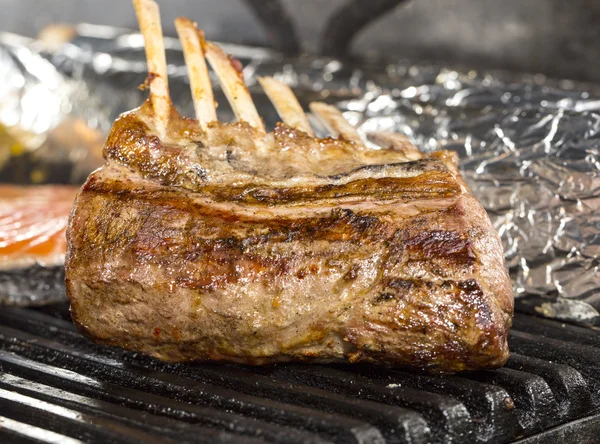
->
[0,416,83,444]
[464,367,557,433]
[508,331,600,396]
[0,385,160,444]
[0,319,383,443]
[349,366,520,443]
[0,353,314,444]
[0,305,598,444]
[258,365,473,443]
[505,354,593,419]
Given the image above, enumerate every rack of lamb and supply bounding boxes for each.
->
[65,0,513,372]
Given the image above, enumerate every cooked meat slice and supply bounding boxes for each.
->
[65,0,513,372]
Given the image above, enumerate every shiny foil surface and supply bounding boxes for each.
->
[0,25,598,326]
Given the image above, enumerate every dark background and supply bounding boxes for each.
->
[1,0,599,82]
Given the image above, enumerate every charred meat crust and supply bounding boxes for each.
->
[67,160,513,372]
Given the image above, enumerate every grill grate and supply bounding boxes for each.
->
[0,305,598,443]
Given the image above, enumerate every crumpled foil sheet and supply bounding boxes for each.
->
[0,25,598,326]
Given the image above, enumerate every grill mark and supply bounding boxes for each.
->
[403,230,476,268]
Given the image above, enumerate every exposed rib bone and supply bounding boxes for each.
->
[309,102,362,144]
[205,42,265,132]
[368,132,423,161]
[175,18,217,128]
[258,76,314,136]
[133,0,170,135]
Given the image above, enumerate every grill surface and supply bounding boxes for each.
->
[0,305,598,443]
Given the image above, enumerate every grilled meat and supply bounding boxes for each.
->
[65,0,513,372]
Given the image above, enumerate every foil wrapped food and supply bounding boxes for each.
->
[0,25,598,327]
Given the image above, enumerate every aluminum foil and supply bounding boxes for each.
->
[0,25,598,326]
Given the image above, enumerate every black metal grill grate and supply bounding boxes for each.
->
[0,306,598,443]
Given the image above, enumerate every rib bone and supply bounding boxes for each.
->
[133,0,170,135]
[175,18,217,128]
[258,76,314,136]
[205,42,265,132]
[368,132,423,160]
[309,102,362,144]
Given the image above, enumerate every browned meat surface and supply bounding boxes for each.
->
[65,0,513,372]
